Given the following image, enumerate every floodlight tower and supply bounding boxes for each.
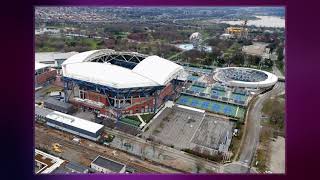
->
[241,19,248,39]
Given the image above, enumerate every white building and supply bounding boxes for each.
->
[35,149,65,174]
[46,111,104,141]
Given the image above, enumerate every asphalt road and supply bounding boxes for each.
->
[224,81,285,173]
[272,64,285,78]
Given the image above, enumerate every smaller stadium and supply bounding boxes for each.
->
[213,67,278,88]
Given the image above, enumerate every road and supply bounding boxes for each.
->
[35,124,178,173]
[272,64,285,79]
[223,82,285,173]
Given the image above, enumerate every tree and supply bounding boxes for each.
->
[247,55,261,66]
[277,47,284,61]
[230,52,245,66]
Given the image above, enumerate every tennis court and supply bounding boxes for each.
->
[176,95,245,119]
[231,93,248,102]
[190,85,206,93]
[211,89,226,97]
[187,75,199,82]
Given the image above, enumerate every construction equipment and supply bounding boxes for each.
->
[52,143,63,153]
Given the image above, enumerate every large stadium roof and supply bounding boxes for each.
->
[63,62,158,88]
[61,50,100,65]
[132,55,183,85]
[35,62,50,70]
[36,52,79,63]
[62,50,184,89]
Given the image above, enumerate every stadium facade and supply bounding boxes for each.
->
[61,49,185,120]
[35,62,57,87]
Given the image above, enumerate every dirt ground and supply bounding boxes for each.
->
[269,136,285,173]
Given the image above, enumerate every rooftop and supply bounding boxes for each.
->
[35,106,54,117]
[44,98,74,110]
[35,52,79,63]
[35,62,50,71]
[46,111,104,134]
[64,62,158,89]
[132,55,184,85]
[91,156,125,172]
[62,49,184,89]
[65,162,89,173]
[35,149,64,174]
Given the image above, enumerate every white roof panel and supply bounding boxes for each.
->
[35,62,50,70]
[62,50,99,65]
[63,62,159,89]
[132,56,183,85]
[36,52,79,62]
[62,50,183,89]
[46,111,103,134]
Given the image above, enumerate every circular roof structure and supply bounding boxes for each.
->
[213,67,278,88]
[62,49,184,89]
[189,32,202,41]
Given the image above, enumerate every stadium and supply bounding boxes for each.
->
[61,49,185,120]
[213,67,278,88]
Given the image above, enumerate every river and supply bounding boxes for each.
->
[221,16,285,28]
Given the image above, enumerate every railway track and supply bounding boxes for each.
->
[103,127,221,172]
[35,124,175,173]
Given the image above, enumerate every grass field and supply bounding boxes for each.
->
[120,116,141,127]
[140,113,155,123]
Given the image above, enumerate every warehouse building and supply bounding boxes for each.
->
[46,111,104,141]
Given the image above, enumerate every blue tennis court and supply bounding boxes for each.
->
[231,93,248,102]
[187,75,199,82]
[190,85,205,93]
[176,95,245,119]
[211,90,226,97]
[201,101,209,108]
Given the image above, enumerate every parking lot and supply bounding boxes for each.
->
[191,116,234,152]
[143,105,235,154]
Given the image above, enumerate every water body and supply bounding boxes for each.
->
[221,16,285,28]
[176,43,212,52]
